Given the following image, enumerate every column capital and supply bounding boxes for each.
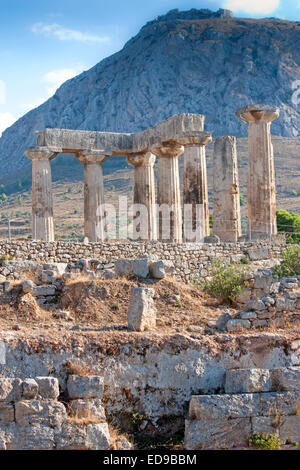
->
[76,149,109,164]
[151,142,184,158]
[236,104,280,123]
[127,152,156,167]
[25,146,62,160]
[183,132,212,148]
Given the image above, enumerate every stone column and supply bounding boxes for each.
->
[153,143,184,243]
[213,136,242,242]
[25,146,59,242]
[236,105,280,239]
[77,151,109,242]
[127,152,157,241]
[184,135,212,241]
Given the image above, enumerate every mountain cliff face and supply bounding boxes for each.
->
[1,8,300,177]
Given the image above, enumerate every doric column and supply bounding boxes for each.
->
[153,143,184,243]
[25,146,60,241]
[213,136,242,242]
[183,134,212,241]
[236,105,280,239]
[127,152,157,241]
[77,150,109,242]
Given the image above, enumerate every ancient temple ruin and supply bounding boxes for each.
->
[25,106,280,243]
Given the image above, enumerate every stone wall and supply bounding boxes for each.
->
[0,240,288,283]
[0,375,111,450]
[185,366,300,449]
[222,269,300,332]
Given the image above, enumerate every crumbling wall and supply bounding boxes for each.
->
[0,240,288,283]
[0,375,110,450]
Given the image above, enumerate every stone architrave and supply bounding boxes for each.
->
[127,152,157,240]
[236,105,280,240]
[25,146,61,241]
[213,136,242,242]
[77,150,109,242]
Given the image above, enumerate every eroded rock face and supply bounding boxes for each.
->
[1,11,300,177]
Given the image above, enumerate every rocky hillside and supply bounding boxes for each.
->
[0,8,300,178]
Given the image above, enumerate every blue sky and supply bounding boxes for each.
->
[0,0,300,135]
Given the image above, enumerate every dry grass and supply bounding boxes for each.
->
[66,408,102,427]
[64,360,94,377]
[108,423,134,450]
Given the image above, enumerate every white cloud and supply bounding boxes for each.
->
[43,66,85,96]
[0,112,15,136]
[0,80,6,105]
[20,65,85,113]
[224,0,280,14]
[31,22,109,43]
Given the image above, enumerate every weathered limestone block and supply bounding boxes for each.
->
[55,422,88,450]
[114,259,134,277]
[240,311,257,320]
[22,280,35,294]
[69,399,106,421]
[22,378,39,399]
[0,404,14,425]
[248,299,266,311]
[43,262,67,275]
[213,136,241,242]
[3,423,55,450]
[132,258,149,278]
[0,378,22,402]
[271,367,300,392]
[247,248,269,261]
[189,394,263,420]
[67,375,104,399]
[258,391,300,416]
[86,423,111,450]
[216,312,232,331]
[253,415,300,444]
[149,260,174,279]
[236,105,279,239]
[36,269,57,285]
[32,285,56,297]
[15,400,66,427]
[128,287,156,332]
[226,319,251,332]
[225,369,271,394]
[251,416,280,435]
[36,377,60,399]
[236,288,252,305]
[185,417,251,450]
[280,416,300,443]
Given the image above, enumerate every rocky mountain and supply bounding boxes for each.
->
[1,8,300,178]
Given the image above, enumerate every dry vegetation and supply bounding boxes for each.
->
[0,275,230,334]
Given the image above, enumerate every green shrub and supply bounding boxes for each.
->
[195,260,249,304]
[273,245,300,277]
[276,209,300,243]
[249,432,283,450]
[0,255,13,261]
